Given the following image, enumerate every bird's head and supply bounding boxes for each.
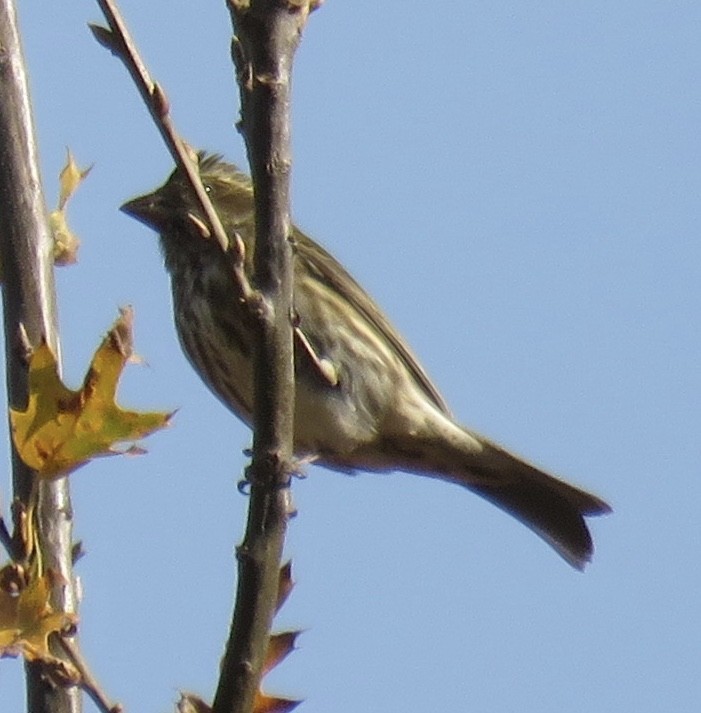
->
[121,152,255,269]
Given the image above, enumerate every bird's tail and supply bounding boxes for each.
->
[376,414,611,569]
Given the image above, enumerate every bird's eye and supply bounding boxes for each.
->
[203,183,212,194]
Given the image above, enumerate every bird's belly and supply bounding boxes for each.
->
[293,376,379,462]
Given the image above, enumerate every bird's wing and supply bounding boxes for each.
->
[292,226,452,416]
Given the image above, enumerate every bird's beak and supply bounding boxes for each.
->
[120,191,164,231]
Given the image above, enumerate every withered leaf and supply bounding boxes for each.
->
[11,308,171,478]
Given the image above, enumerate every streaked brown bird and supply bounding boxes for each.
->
[122,153,610,569]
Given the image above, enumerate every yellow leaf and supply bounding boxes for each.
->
[49,148,92,265]
[16,574,76,660]
[0,571,76,661]
[10,308,172,478]
[48,209,80,266]
[58,148,92,210]
[0,595,21,653]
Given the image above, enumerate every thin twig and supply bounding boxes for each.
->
[57,636,123,713]
[91,0,248,289]
[91,1,223,247]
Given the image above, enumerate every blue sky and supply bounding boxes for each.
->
[3,2,700,711]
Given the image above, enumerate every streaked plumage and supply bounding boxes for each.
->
[121,153,610,569]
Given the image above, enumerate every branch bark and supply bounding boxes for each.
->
[212,2,315,712]
[0,2,80,712]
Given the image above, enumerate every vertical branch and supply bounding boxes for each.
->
[0,2,80,712]
[212,2,315,712]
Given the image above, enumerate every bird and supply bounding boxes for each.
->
[121,152,610,569]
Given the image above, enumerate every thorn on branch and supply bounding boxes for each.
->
[230,36,253,92]
[15,322,34,366]
[226,231,264,313]
[276,561,294,613]
[88,24,122,55]
[151,82,170,119]
[71,540,86,564]
[186,212,212,240]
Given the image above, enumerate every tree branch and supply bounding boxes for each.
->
[91,0,256,304]
[93,2,316,710]
[211,2,315,712]
[92,1,229,255]
[0,2,80,712]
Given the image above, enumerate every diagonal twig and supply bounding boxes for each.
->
[57,636,123,713]
[91,0,254,304]
[91,1,224,249]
